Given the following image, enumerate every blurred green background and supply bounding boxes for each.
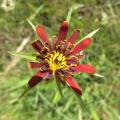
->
[0,0,120,120]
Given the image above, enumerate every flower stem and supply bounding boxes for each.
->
[53,72,63,98]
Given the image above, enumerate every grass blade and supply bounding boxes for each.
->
[53,91,61,104]
[91,110,100,120]
[75,92,89,112]
[9,51,37,61]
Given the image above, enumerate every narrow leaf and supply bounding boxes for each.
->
[72,4,84,10]
[94,73,104,78]
[27,19,35,32]
[29,5,44,20]
[66,7,73,22]
[83,28,99,39]
[77,29,99,44]
[9,51,37,61]
[18,86,30,100]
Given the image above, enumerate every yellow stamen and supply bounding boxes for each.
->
[45,51,67,71]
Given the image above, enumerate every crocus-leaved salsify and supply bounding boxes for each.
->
[27,21,96,96]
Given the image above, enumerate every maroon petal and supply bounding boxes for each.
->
[52,36,58,50]
[31,40,43,53]
[63,43,74,56]
[36,25,50,43]
[77,54,85,60]
[44,42,52,50]
[36,55,45,62]
[58,21,69,42]
[60,41,68,53]
[40,63,49,71]
[28,70,49,88]
[44,70,52,80]
[66,76,82,95]
[67,57,78,64]
[71,38,92,55]
[40,47,49,56]
[74,64,96,74]
[69,66,77,73]
[55,71,65,84]
[67,29,80,44]
[28,62,45,69]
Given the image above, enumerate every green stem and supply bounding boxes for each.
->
[53,72,63,98]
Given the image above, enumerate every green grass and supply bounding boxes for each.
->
[0,0,120,120]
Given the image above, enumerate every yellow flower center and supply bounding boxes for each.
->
[45,51,67,72]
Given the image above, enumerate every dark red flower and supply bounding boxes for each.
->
[28,21,96,96]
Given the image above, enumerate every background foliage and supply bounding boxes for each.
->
[0,0,120,120]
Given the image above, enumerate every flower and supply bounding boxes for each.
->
[28,21,96,96]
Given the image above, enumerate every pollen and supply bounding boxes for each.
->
[45,51,67,71]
